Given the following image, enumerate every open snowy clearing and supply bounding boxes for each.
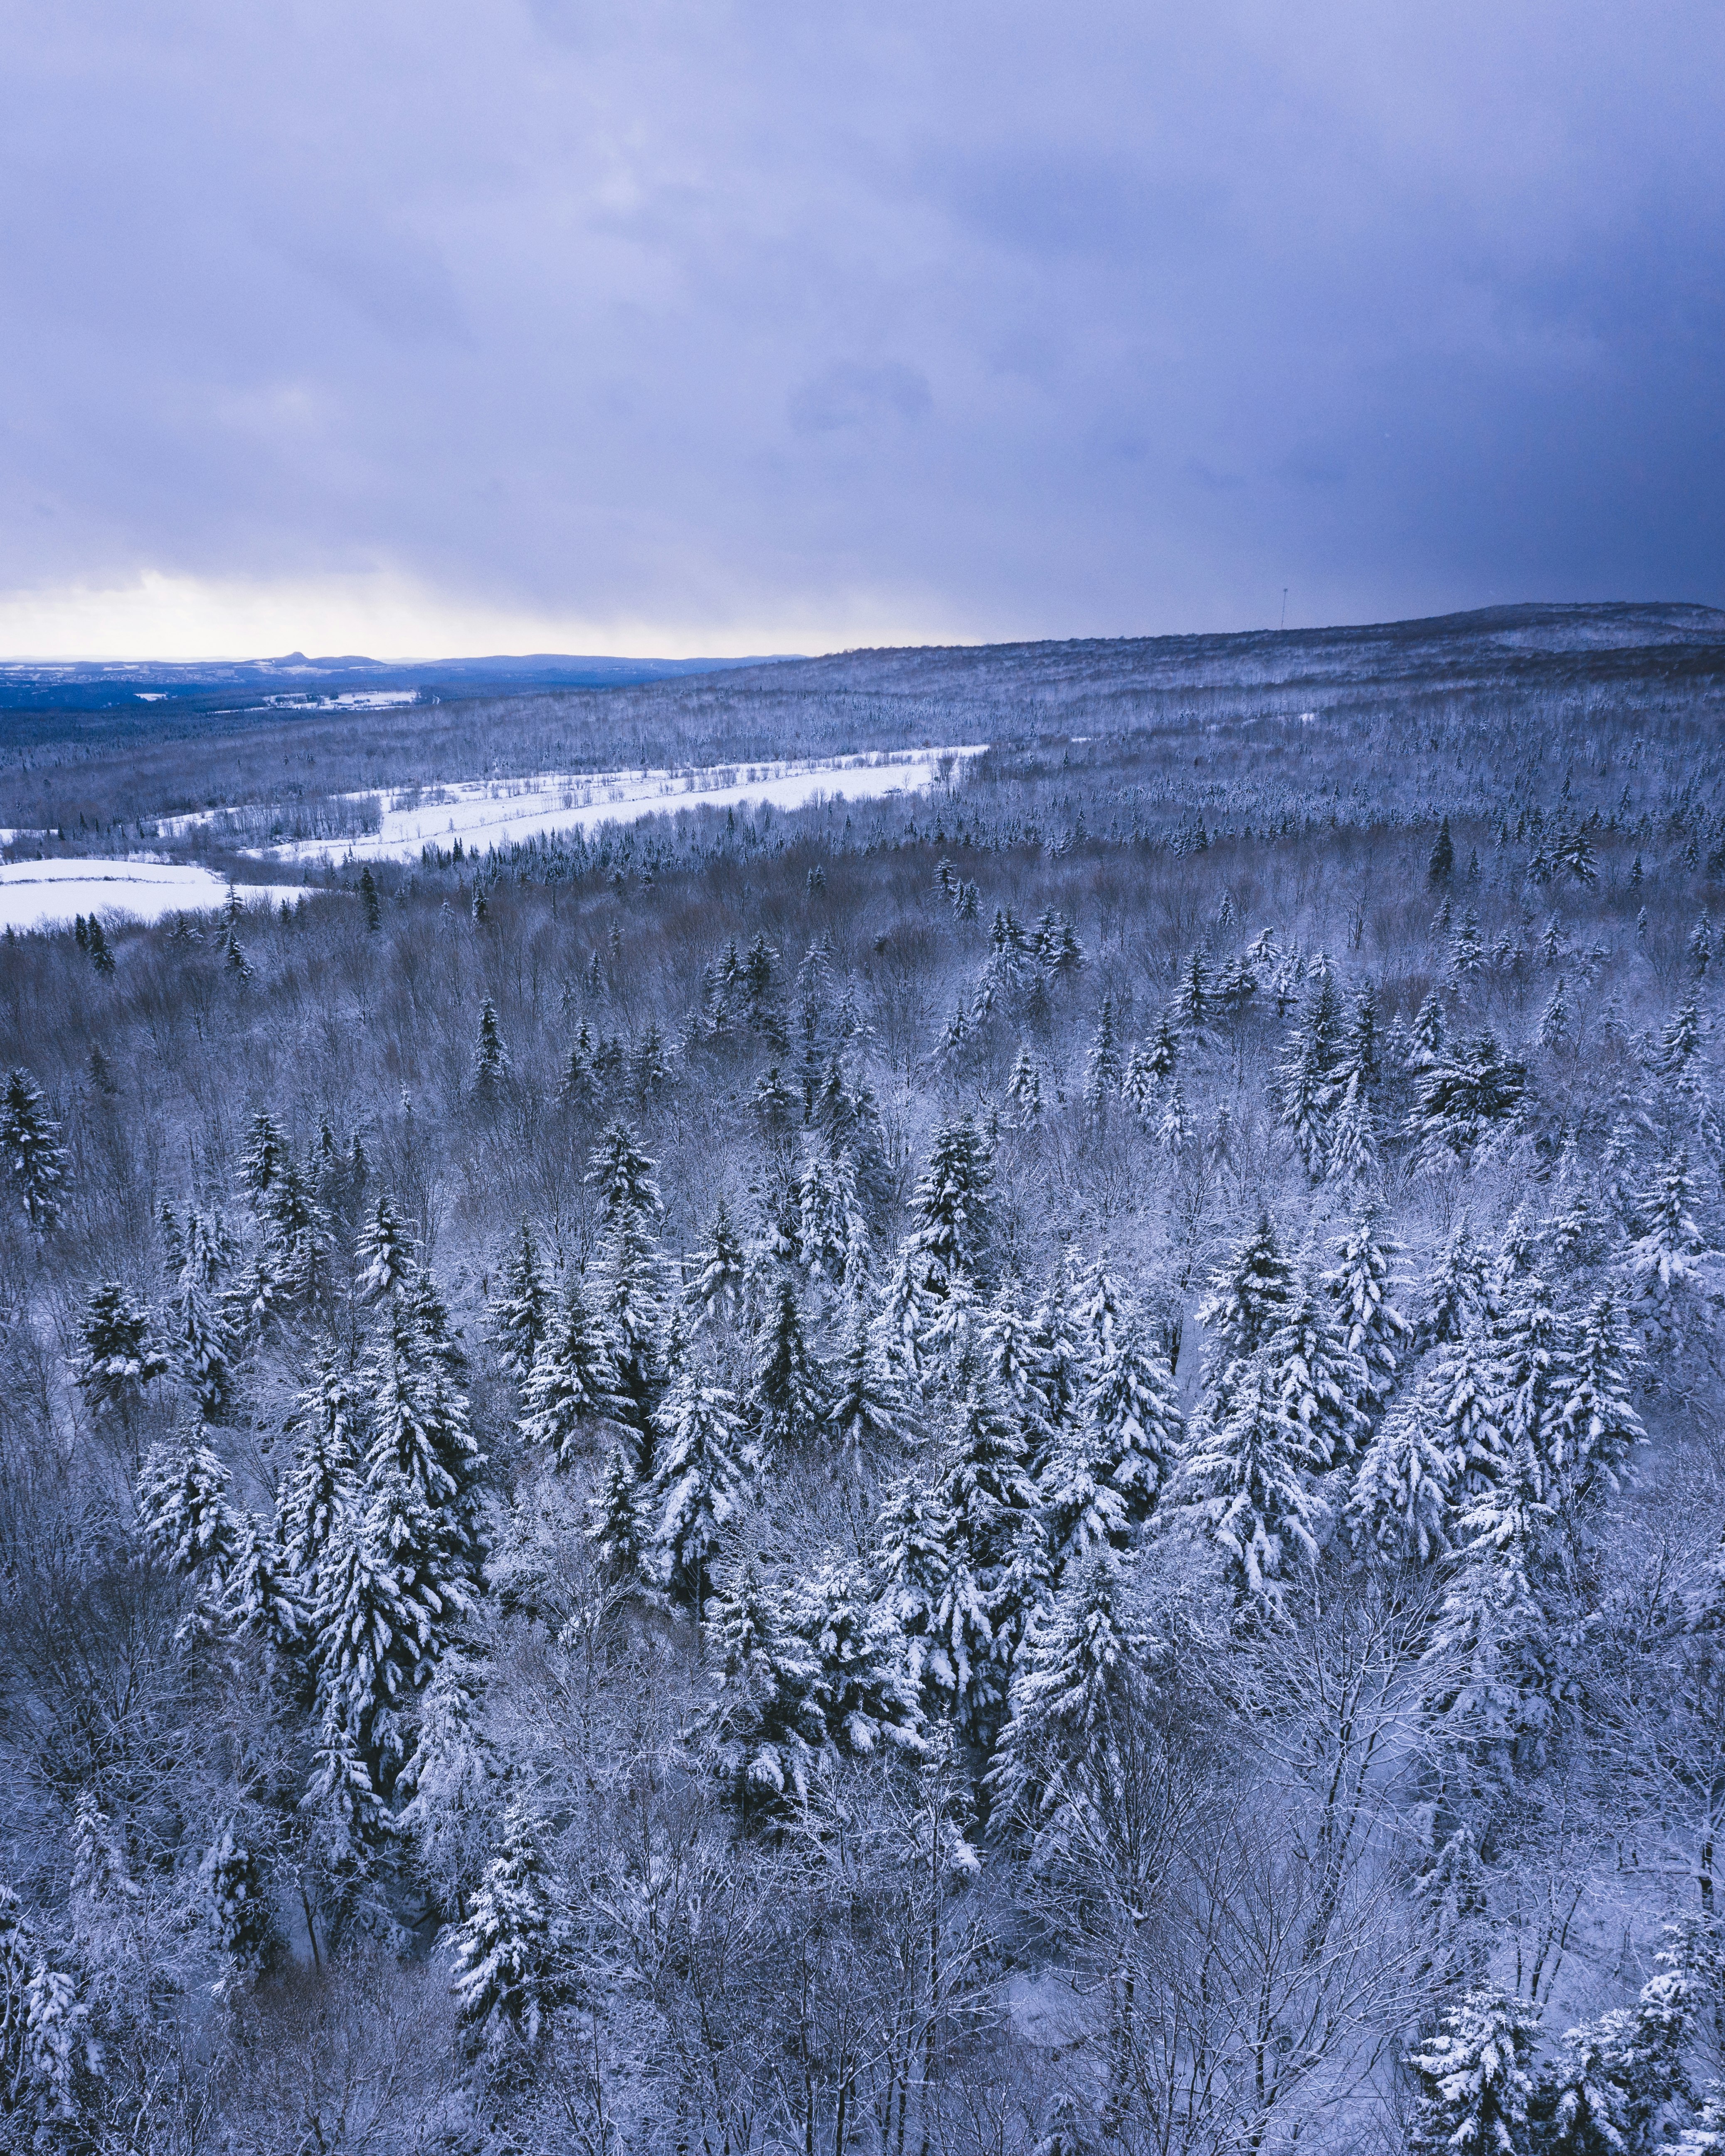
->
[162,746,988,865]
[0,860,315,933]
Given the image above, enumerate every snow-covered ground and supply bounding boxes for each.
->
[0,860,314,934]
[161,746,988,865]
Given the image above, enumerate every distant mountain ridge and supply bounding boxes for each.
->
[691,600,1725,702]
[0,649,802,713]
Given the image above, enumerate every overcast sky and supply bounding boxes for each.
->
[2,0,1721,658]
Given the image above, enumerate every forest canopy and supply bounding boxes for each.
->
[1,611,1724,2154]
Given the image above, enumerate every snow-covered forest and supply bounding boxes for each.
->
[3,608,1725,2153]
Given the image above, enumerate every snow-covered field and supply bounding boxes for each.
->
[0,860,314,934]
[162,746,987,865]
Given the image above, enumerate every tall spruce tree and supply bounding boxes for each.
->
[487,1219,550,1383]
[76,1282,169,1422]
[356,1193,415,1302]
[1322,1201,1410,1417]
[170,1209,235,1424]
[520,1275,618,1470]
[1553,1288,1645,1509]
[649,1346,746,1614]
[1347,1389,1455,1567]
[1267,1268,1365,1467]
[1082,995,1124,1111]
[827,1299,909,1470]
[1042,1318,1183,1575]
[1196,1210,1296,1417]
[450,1804,570,2061]
[1406,1991,1541,2156]
[1177,1354,1323,1619]
[747,1273,826,1453]
[928,1382,1041,1743]
[138,1423,241,1579]
[0,1069,67,1229]
[882,1116,993,1367]
[1423,1441,1567,1774]
[282,1354,368,1579]
[988,1553,1149,1854]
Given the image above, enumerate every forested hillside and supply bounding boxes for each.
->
[2,626,1725,2152]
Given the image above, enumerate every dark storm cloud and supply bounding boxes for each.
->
[2,0,1721,645]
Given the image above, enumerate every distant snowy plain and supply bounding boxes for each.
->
[161,746,988,865]
[0,747,982,930]
[0,861,318,934]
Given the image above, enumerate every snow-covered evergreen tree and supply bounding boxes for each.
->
[1410,989,1448,1067]
[747,1273,826,1453]
[1042,1318,1182,1573]
[1626,1147,1712,1304]
[687,1195,747,1330]
[219,1512,307,1653]
[794,1559,922,1761]
[450,1803,569,2060]
[978,1281,1049,1456]
[1177,1354,1323,1619]
[1406,1990,1541,2156]
[1410,1031,1528,1165]
[1029,1258,1087,1454]
[1196,1210,1296,1416]
[312,1463,469,1801]
[931,1384,1043,1737]
[1538,973,1574,1054]
[881,1116,992,1368]
[1323,1200,1410,1416]
[1267,1266,1365,1466]
[204,1827,276,1970]
[593,1147,667,1469]
[1423,1443,1567,1773]
[1423,1328,1510,1495]
[258,1151,335,1314]
[520,1275,618,1469]
[875,1476,963,1723]
[988,1552,1149,1852]
[585,1445,648,1580]
[1418,1217,1494,1350]
[1278,1007,1336,1177]
[1490,1258,1565,1499]
[365,1291,482,1540]
[1156,1074,1190,1154]
[1347,1390,1454,1567]
[587,1119,661,1226]
[356,1192,415,1302]
[138,1423,241,1578]
[282,1353,367,1579]
[471,997,511,1095]
[397,1647,499,1905]
[649,1348,746,1612]
[0,1069,67,1229]
[1008,1044,1047,1127]
[826,1299,908,1470]
[1654,987,1704,1079]
[1335,982,1380,1089]
[1553,1287,1645,1509]
[1324,1072,1380,1185]
[0,1887,94,2129]
[76,1281,169,1419]
[170,1207,234,1423]
[237,1109,285,1206]
[1082,994,1123,1111]
[796,1140,871,1296]
[487,1218,550,1383]
[1119,1042,1157,1121]
[702,1561,830,1814]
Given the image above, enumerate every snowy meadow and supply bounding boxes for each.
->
[1,606,1724,2154]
